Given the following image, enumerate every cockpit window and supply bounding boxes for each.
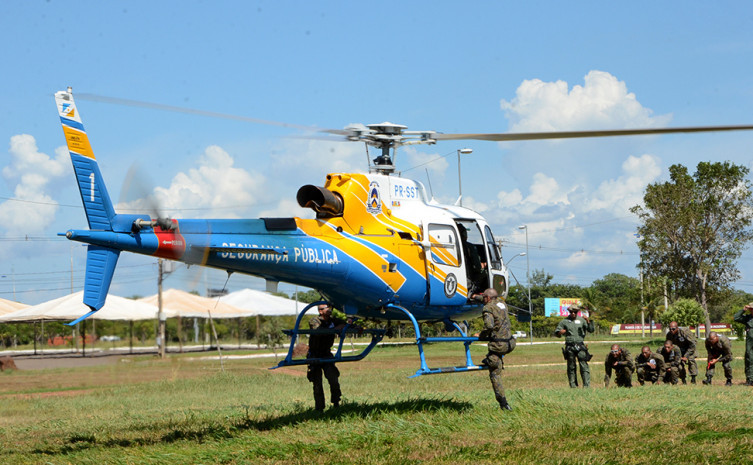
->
[484,226,502,271]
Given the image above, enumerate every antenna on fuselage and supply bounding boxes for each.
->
[425,168,435,199]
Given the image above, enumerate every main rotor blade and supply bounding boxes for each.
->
[433,125,753,142]
[75,93,319,132]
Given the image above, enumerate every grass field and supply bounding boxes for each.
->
[1,339,751,464]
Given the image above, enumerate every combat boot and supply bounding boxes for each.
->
[744,380,753,386]
[498,397,512,411]
[681,378,687,385]
[702,376,712,385]
[725,379,732,386]
[691,375,696,384]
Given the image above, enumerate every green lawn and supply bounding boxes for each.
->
[0,339,751,464]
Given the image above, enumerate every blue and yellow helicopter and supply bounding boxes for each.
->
[55,88,753,376]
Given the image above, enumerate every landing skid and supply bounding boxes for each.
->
[271,301,386,369]
[271,301,495,378]
[385,304,493,378]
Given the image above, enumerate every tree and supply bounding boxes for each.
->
[631,162,753,336]
[589,273,641,322]
[659,298,705,329]
[643,297,665,337]
[290,290,324,304]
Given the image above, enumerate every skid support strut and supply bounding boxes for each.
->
[385,304,492,377]
[271,301,386,369]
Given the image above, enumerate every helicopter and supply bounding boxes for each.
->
[55,88,753,377]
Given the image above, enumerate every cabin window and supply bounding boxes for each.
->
[427,224,460,267]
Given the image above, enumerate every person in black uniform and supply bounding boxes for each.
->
[307,303,347,411]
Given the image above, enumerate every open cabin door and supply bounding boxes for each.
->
[424,223,468,305]
[483,225,507,296]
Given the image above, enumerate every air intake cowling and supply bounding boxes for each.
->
[296,185,344,217]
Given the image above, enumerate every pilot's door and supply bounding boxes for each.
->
[424,223,467,305]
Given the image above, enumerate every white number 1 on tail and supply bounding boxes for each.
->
[89,173,95,202]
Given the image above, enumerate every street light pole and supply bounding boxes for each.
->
[457,148,472,206]
[518,225,533,344]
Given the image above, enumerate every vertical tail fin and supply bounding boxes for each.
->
[56,88,120,319]
[55,88,115,230]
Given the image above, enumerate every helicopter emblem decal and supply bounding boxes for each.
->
[366,181,382,214]
[444,273,458,298]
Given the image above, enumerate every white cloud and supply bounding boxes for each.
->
[526,173,571,206]
[500,70,672,132]
[497,188,523,208]
[586,154,661,214]
[271,138,364,176]
[258,198,315,219]
[484,71,675,275]
[562,250,590,267]
[401,146,450,177]
[0,135,69,236]
[117,145,267,219]
[490,153,658,261]
[493,173,571,224]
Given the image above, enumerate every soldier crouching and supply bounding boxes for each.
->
[634,346,664,385]
[604,344,634,388]
[659,340,682,385]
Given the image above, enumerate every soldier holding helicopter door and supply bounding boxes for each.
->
[477,288,516,411]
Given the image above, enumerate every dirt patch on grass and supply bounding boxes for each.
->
[13,353,125,370]
[2,388,98,400]
[270,366,307,377]
[0,354,217,396]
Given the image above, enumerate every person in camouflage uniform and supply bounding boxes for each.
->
[478,288,516,410]
[307,303,348,411]
[659,340,682,385]
[666,321,698,384]
[702,331,733,386]
[554,304,594,388]
[733,302,753,386]
[604,344,634,388]
[634,345,664,385]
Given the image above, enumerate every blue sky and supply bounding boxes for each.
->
[1,1,753,305]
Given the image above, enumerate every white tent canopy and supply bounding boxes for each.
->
[138,288,252,319]
[221,288,303,316]
[0,297,27,316]
[0,288,305,324]
[0,291,162,322]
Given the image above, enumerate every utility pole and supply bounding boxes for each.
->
[640,267,645,338]
[158,259,166,359]
[518,225,533,344]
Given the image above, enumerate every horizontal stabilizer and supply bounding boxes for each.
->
[66,309,98,327]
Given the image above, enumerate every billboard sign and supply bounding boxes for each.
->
[545,298,583,317]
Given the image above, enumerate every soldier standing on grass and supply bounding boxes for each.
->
[666,321,698,384]
[702,331,733,386]
[634,346,664,385]
[477,288,516,411]
[554,304,594,388]
[732,302,753,386]
[659,340,682,385]
[604,344,634,388]
[307,303,348,411]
